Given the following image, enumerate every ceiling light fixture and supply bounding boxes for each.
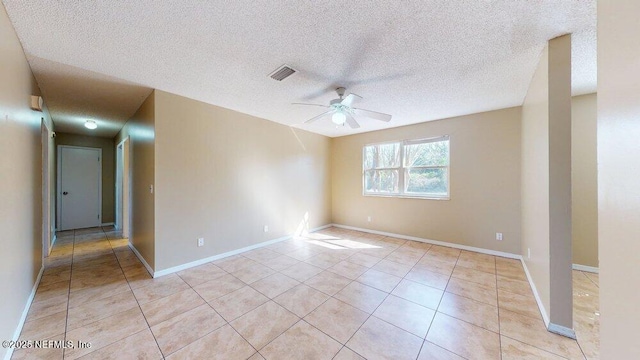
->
[84,120,97,129]
[331,111,346,125]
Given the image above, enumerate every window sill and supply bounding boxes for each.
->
[363,193,450,201]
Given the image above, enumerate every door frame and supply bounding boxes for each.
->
[56,145,103,230]
[41,119,53,257]
[115,136,131,238]
[116,142,123,230]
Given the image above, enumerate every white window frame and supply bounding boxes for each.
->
[362,135,450,200]
[362,140,402,195]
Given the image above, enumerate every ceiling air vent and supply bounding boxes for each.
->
[268,64,296,81]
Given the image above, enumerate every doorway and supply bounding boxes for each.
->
[115,137,130,238]
[41,119,53,256]
[57,145,102,230]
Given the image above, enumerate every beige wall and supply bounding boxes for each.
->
[55,133,115,224]
[153,90,332,271]
[0,3,53,358]
[115,91,156,268]
[332,107,522,254]
[571,93,598,267]
[521,44,551,318]
[598,1,640,357]
[546,35,572,329]
[521,35,573,330]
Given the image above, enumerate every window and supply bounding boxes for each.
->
[363,136,450,199]
[363,142,401,194]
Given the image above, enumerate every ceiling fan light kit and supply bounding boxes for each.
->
[84,120,97,129]
[331,111,347,125]
[293,87,392,129]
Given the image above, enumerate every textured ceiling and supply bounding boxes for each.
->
[26,57,152,137]
[3,0,596,138]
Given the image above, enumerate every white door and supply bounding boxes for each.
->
[59,146,102,230]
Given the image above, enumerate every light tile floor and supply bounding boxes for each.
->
[13,226,599,359]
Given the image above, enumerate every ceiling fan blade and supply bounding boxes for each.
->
[292,103,330,108]
[353,108,392,122]
[341,93,362,107]
[304,111,333,124]
[345,113,360,129]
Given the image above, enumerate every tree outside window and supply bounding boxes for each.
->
[363,136,450,199]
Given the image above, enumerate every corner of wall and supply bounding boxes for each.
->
[520,34,573,334]
[117,90,156,271]
[150,90,332,271]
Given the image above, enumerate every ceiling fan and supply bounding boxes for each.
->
[293,87,392,128]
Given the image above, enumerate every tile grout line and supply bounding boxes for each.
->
[241,236,402,358]
[157,266,244,357]
[61,229,77,360]
[334,243,438,359]
[261,273,350,355]
[494,256,502,360]
[572,273,600,355]
[201,287,263,359]
[175,262,262,358]
[418,246,464,360]
[499,261,577,358]
[496,260,582,359]
[61,228,114,358]
[262,254,347,357]
[496,313,579,359]
[67,228,144,359]
[579,270,599,289]
[47,227,165,358]
[248,258,353,356]
[498,333,573,360]
[228,250,327,357]
[108,229,168,360]
[61,228,183,359]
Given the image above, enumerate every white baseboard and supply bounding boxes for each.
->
[48,234,57,256]
[521,259,580,339]
[153,224,333,278]
[330,224,521,260]
[101,222,114,227]
[548,323,577,339]
[4,266,45,360]
[128,242,154,277]
[572,263,599,273]
[520,259,551,327]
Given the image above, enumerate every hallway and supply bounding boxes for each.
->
[13,227,598,359]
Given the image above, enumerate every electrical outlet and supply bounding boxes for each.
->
[496,232,503,241]
[197,238,204,247]
[264,225,269,233]
[367,216,372,222]
[527,248,531,259]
